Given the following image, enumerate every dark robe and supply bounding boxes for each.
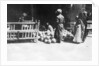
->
[54,14,65,43]
[79,12,87,41]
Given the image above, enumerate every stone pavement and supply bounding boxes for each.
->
[7,37,92,61]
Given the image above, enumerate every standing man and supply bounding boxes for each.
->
[54,9,65,43]
[79,9,88,42]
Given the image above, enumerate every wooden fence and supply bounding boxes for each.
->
[7,21,40,42]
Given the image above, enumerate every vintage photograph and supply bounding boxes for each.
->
[7,4,92,61]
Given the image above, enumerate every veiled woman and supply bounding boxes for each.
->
[73,16,85,43]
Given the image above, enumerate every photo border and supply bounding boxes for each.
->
[0,0,99,65]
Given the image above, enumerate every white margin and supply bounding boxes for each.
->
[0,0,98,65]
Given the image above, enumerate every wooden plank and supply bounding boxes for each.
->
[7,22,36,24]
[7,38,17,40]
[19,37,36,39]
[7,30,38,33]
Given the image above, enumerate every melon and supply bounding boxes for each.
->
[44,39,48,43]
[51,38,56,43]
[47,39,51,44]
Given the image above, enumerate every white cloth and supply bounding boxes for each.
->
[73,24,82,43]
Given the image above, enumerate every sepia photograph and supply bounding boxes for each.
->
[7,4,92,61]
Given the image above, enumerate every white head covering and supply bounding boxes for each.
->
[56,9,62,13]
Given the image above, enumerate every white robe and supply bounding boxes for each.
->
[73,24,82,43]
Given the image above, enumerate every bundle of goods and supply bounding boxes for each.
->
[61,30,74,41]
[38,30,56,44]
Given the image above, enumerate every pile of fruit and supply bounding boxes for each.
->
[38,30,56,44]
[38,29,74,43]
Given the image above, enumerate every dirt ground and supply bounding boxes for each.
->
[7,37,92,61]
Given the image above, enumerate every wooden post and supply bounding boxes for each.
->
[9,33,10,39]
[28,32,29,38]
[10,33,12,39]
[13,24,15,30]
[30,24,31,29]
[31,32,32,38]
[22,32,24,38]
[17,31,19,40]
[10,25,11,30]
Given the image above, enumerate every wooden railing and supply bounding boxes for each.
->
[7,21,40,42]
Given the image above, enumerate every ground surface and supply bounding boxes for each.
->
[7,37,92,61]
